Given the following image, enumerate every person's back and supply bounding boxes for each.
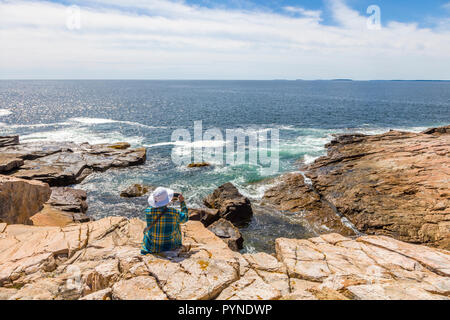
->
[141,187,189,255]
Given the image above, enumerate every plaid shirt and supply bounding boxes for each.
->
[141,201,189,254]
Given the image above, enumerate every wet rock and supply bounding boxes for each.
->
[204,183,253,226]
[0,175,51,225]
[302,126,450,249]
[422,125,450,135]
[107,142,131,150]
[207,218,244,251]
[188,208,220,227]
[262,173,356,236]
[188,162,211,168]
[0,136,19,148]
[120,184,154,198]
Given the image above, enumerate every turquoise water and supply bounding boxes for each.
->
[0,80,449,252]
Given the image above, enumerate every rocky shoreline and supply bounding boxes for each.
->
[263,125,450,250]
[0,125,449,300]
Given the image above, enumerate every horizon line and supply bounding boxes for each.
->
[0,79,449,82]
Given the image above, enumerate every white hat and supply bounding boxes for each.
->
[148,187,174,208]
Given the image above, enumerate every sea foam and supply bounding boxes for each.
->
[0,109,12,117]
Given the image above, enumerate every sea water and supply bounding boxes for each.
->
[0,80,449,252]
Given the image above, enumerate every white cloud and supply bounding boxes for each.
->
[283,6,322,20]
[0,0,449,79]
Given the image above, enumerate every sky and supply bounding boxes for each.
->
[0,0,449,80]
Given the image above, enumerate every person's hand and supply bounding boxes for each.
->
[178,194,185,202]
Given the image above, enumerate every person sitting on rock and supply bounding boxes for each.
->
[141,187,189,255]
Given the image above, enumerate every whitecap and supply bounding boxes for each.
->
[303,154,320,164]
[0,109,12,117]
[7,122,72,129]
[68,117,163,130]
[20,127,144,146]
[69,117,119,125]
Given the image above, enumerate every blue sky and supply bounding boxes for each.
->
[184,0,450,26]
[1,0,449,79]
[49,0,450,27]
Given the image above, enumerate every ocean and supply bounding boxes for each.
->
[1,80,449,253]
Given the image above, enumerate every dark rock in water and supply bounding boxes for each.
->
[207,218,244,251]
[0,136,19,148]
[203,183,253,227]
[0,141,147,187]
[120,184,155,198]
[188,208,220,227]
[48,187,89,214]
[326,133,367,147]
[188,162,211,168]
[422,125,450,135]
[0,154,24,173]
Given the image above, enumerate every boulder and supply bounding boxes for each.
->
[0,136,19,148]
[30,205,76,227]
[188,208,220,227]
[47,187,88,214]
[207,218,244,251]
[302,126,450,249]
[120,184,154,198]
[0,175,51,225]
[203,183,253,226]
[30,187,90,227]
